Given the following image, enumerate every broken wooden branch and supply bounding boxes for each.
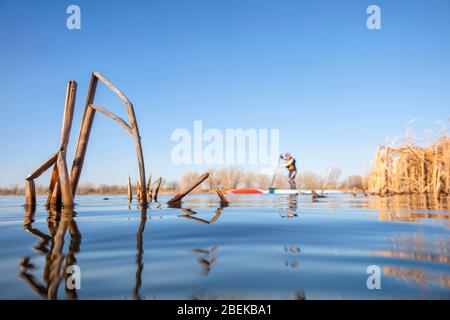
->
[46,165,59,207]
[152,177,162,202]
[128,176,132,203]
[26,153,58,181]
[25,179,36,210]
[26,73,149,208]
[56,150,73,208]
[168,172,210,204]
[70,74,98,198]
[208,174,229,204]
[89,104,133,134]
[70,72,147,204]
[25,81,77,209]
[167,172,229,204]
[50,81,77,207]
[92,72,147,204]
[137,179,142,202]
[50,181,62,208]
[147,175,152,202]
[60,81,77,150]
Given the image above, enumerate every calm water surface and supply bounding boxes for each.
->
[0,193,449,299]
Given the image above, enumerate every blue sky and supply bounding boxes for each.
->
[0,0,449,187]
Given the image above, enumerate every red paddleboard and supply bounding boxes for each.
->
[226,188,266,194]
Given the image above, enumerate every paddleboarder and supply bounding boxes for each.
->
[280,153,297,190]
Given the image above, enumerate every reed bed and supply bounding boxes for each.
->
[367,133,450,196]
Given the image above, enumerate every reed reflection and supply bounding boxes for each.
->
[133,206,147,300]
[382,265,450,289]
[20,207,81,300]
[171,202,228,225]
[192,245,218,276]
[370,232,450,288]
[350,194,450,224]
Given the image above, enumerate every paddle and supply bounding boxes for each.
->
[269,156,282,190]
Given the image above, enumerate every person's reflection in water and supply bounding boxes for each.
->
[133,206,147,300]
[279,194,299,218]
[283,245,301,269]
[192,246,218,276]
[19,207,81,300]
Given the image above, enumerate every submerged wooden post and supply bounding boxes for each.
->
[208,174,229,204]
[70,72,147,204]
[25,152,58,208]
[26,73,150,207]
[152,177,162,202]
[136,179,142,202]
[147,175,152,202]
[56,150,74,208]
[46,166,59,207]
[50,181,62,208]
[128,176,132,203]
[71,75,98,197]
[92,72,147,204]
[25,179,36,209]
[168,173,209,204]
[60,81,77,149]
[48,80,77,207]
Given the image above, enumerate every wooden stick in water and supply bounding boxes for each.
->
[152,177,162,202]
[47,80,77,205]
[208,174,229,204]
[168,172,209,204]
[128,176,132,203]
[137,179,142,202]
[147,175,152,202]
[46,165,59,207]
[56,150,74,208]
[71,74,98,197]
[50,181,62,208]
[26,153,58,181]
[89,104,132,135]
[93,72,147,204]
[60,81,77,150]
[25,179,36,209]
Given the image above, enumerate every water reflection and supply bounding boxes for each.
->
[192,246,218,276]
[283,245,301,269]
[383,266,450,289]
[372,233,450,265]
[168,201,229,224]
[178,207,225,224]
[15,193,450,299]
[366,194,450,222]
[133,207,147,300]
[279,195,299,218]
[19,207,81,300]
[369,231,450,288]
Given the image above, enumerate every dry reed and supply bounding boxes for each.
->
[367,131,449,196]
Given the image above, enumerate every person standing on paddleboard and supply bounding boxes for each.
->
[280,153,297,190]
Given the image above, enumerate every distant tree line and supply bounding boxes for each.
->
[1,166,368,195]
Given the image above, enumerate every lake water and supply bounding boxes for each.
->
[0,193,449,300]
